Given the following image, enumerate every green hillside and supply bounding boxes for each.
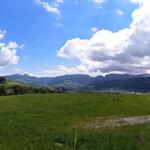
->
[4,80,30,87]
[0,80,53,96]
[0,93,150,149]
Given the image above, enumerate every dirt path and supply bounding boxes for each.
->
[74,115,150,129]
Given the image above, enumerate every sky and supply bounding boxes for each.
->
[0,0,150,77]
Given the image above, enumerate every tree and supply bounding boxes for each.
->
[0,77,6,84]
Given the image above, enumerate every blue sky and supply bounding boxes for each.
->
[1,0,149,76]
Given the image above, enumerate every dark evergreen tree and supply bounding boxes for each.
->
[0,77,6,84]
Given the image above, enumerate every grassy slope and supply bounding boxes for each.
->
[0,93,150,149]
[3,80,30,87]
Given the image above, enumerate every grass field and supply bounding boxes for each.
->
[1,93,150,149]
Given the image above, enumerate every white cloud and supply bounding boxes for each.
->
[91,27,99,33]
[56,0,63,4]
[115,9,124,15]
[0,30,6,40]
[35,0,106,17]
[35,0,63,16]
[40,64,99,77]
[13,68,21,72]
[40,65,80,77]
[0,30,20,67]
[94,0,106,5]
[51,0,150,76]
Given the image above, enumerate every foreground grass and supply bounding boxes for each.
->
[0,93,150,149]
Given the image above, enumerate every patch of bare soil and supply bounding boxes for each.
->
[74,115,150,129]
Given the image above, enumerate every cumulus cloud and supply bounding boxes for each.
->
[0,30,20,67]
[54,0,150,76]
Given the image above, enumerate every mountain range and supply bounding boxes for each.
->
[5,74,150,92]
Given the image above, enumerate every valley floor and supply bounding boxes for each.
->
[0,93,150,149]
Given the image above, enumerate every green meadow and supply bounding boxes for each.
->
[1,93,150,149]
